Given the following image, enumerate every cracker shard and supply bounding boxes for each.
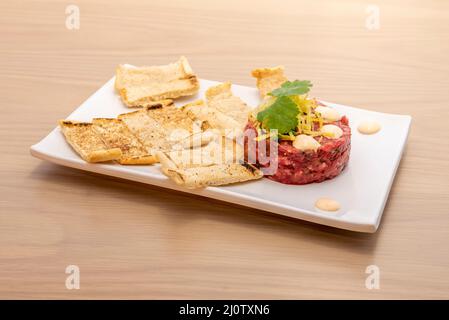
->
[157,149,263,189]
[205,82,251,129]
[118,103,199,155]
[181,100,241,132]
[251,66,288,97]
[92,118,157,165]
[115,56,200,107]
[59,120,122,163]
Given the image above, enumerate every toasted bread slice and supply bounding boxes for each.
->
[205,82,251,128]
[145,102,197,134]
[156,132,256,189]
[157,150,262,189]
[117,108,165,155]
[251,66,288,97]
[118,103,199,154]
[175,162,262,188]
[181,100,241,134]
[59,120,122,163]
[115,56,200,107]
[92,118,157,165]
[161,135,243,170]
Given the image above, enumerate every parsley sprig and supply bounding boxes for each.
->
[268,80,312,97]
[257,80,313,134]
[257,96,298,134]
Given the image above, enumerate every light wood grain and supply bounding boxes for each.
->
[1,0,449,299]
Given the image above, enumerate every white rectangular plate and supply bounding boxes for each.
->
[30,77,411,233]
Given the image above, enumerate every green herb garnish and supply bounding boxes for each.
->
[256,96,299,134]
[268,80,312,97]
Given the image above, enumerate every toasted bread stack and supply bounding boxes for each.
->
[59,102,199,164]
[58,59,264,187]
[153,83,260,188]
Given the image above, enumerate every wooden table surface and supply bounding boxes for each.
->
[1,0,448,299]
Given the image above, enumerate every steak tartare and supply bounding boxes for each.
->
[244,79,351,185]
[245,117,351,185]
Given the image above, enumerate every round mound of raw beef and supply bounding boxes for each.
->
[244,116,351,185]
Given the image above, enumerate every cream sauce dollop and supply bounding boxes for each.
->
[315,198,341,212]
[321,124,343,139]
[315,106,342,122]
[357,121,381,135]
[292,134,321,151]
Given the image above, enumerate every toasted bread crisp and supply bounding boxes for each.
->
[117,108,165,154]
[118,103,199,155]
[115,56,200,107]
[180,83,252,138]
[92,118,157,165]
[251,66,288,97]
[59,120,122,163]
[176,162,262,188]
[161,135,243,170]
[181,100,241,133]
[157,149,262,189]
[146,102,198,134]
[156,132,260,189]
[205,82,251,128]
